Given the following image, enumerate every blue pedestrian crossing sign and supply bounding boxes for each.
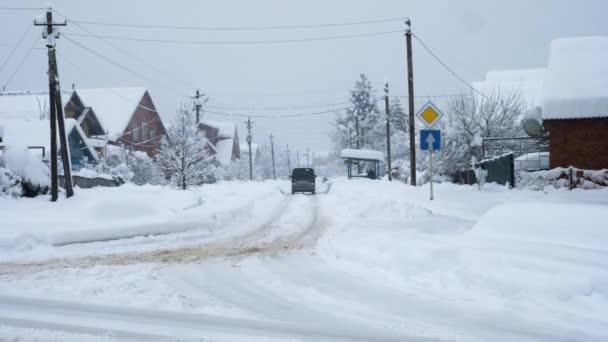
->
[420,129,441,151]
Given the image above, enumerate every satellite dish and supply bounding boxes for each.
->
[522,106,543,137]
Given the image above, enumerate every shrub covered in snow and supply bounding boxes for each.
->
[517,167,608,190]
[84,146,163,186]
[0,167,22,197]
[0,146,49,197]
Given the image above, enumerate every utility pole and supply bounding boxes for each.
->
[286,144,291,174]
[385,82,392,181]
[35,7,73,200]
[269,134,276,180]
[306,147,310,167]
[193,89,202,124]
[405,18,417,186]
[245,117,253,180]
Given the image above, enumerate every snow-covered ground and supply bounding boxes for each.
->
[1,179,607,341]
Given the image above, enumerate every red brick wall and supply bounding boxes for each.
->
[545,118,608,169]
[118,91,167,158]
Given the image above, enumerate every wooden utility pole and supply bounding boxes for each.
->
[286,144,291,174]
[405,18,417,186]
[269,134,276,180]
[35,7,73,200]
[193,89,202,123]
[245,117,253,180]
[385,82,392,181]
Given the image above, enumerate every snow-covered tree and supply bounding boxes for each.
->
[332,74,381,151]
[157,105,215,190]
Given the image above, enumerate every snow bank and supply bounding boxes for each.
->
[0,181,287,261]
[542,37,608,120]
[469,202,608,252]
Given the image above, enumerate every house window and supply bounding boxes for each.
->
[142,122,148,142]
[133,127,140,142]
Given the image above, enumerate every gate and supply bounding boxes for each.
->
[474,153,515,187]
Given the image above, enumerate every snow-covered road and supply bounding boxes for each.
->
[1,179,608,341]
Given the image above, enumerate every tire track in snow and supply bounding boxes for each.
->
[0,193,325,275]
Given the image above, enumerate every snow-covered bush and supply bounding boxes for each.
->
[0,146,49,197]
[0,167,22,197]
[84,146,163,185]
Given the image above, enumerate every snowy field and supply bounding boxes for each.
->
[1,179,607,341]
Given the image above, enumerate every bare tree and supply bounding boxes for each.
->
[438,88,526,172]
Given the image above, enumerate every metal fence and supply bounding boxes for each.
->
[474,153,515,187]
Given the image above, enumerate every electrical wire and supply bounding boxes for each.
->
[67,17,406,31]
[0,24,32,74]
[412,33,487,98]
[0,7,45,10]
[62,30,406,45]
[205,100,352,111]
[62,35,187,95]
[3,38,41,87]
[52,8,198,90]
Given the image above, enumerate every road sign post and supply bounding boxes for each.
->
[417,101,444,201]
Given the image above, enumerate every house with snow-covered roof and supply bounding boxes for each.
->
[198,119,240,165]
[0,92,98,167]
[540,37,608,170]
[0,118,98,167]
[67,87,167,157]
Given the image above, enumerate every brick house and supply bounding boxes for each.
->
[541,37,608,170]
[68,88,167,157]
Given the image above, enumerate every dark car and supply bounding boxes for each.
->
[291,168,316,194]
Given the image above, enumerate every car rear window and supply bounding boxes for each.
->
[292,168,314,180]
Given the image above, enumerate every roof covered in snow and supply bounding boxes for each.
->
[200,119,236,139]
[542,37,608,120]
[74,87,148,139]
[473,68,545,107]
[0,118,98,161]
[340,149,384,162]
[198,119,239,165]
[0,92,51,121]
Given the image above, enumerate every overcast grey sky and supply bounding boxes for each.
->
[1,0,607,154]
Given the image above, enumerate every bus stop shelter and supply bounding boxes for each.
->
[340,149,384,180]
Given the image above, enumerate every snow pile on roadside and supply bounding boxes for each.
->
[0,181,287,259]
[0,325,123,342]
[316,179,608,340]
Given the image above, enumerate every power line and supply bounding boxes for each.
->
[205,106,353,118]
[67,16,405,31]
[0,24,32,74]
[0,7,45,10]
[52,8,197,90]
[412,33,487,98]
[3,38,41,87]
[62,30,406,45]
[205,100,352,111]
[62,35,187,95]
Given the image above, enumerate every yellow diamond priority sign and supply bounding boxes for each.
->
[416,101,444,128]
